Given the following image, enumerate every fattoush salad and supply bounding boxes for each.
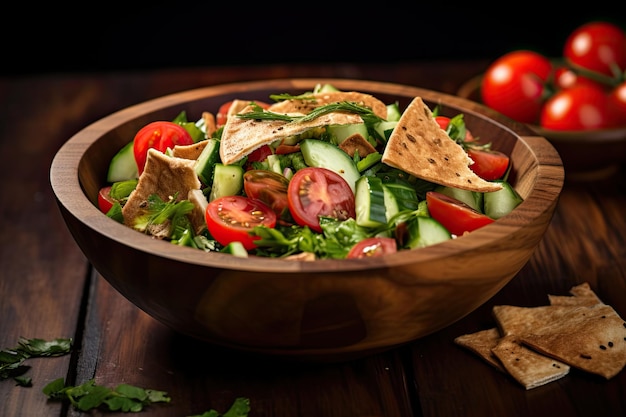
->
[98,84,522,260]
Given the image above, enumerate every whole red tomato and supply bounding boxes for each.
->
[552,66,606,90]
[481,50,553,124]
[133,121,194,175]
[540,84,616,130]
[608,81,626,125]
[563,21,626,78]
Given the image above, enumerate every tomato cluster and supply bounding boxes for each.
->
[480,21,626,130]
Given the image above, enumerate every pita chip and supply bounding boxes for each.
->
[219,105,363,165]
[491,335,570,389]
[454,327,506,372]
[548,282,603,307]
[519,303,626,379]
[268,91,388,119]
[381,97,502,192]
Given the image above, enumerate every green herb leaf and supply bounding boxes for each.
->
[1,338,72,380]
[188,397,251,417]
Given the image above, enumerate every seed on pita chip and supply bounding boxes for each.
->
[219,104,363,165]
[454,327,506,372]
[268,91,388,119]
[381,97,502,193]
[491,335,570,389]
[519,303,626,379]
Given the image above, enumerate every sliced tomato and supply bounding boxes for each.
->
[346,237,397,259]
[133,121,194,175]
[97,186,116,214]
[216,100,271,127]
[287,167,356,233]
[205,195,277,250]
[467,148,510,180]
[243,170,290,218]
[426,191,494,236]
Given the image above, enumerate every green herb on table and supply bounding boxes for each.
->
[43,378,171,413]
[188,397,251,417]
[0,337,72,383]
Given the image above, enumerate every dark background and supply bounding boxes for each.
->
[3,5,626,76]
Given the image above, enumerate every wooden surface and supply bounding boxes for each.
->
[1,61,625,417]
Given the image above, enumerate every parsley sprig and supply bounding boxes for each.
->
[0,337,72,385]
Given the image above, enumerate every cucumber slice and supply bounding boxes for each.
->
[220,241,249,257]
[386,102,402,121]
[483,181,523,219]
[209,163,244,201]
[434,185,483,212]
[326,123,369,145]
[195,138,220,185]
[355,176,398,228]
[299,139,360,192]
[107,141,138,183]
[383,182,419,211]
[406,216,451,249]
[373,120,397,141]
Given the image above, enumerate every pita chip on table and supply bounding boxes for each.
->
[454,327,506,372]
[381,97,502,193]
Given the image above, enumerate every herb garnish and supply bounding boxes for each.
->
[0,337,72,383]
[236,101,384,125]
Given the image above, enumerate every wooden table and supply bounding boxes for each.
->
[2,61,625,417]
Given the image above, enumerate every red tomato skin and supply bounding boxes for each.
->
[205,195,277,250]
[481,50,553,124]
[540,84,616,130]
[467,149,510,181]
[434,116,475,142]
[133,121,194,175]
[287,167,356,233]
[609,81,626,125]
[243,170,290,218]
[563,21,626,77]
[426,191,494,236]
[97,186,116,214]
[552,66,606,90]
[346,237,397,259]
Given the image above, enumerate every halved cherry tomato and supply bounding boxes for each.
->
[426,191,494,236]
[97,186,116,214]
[243,170,290,218]
[563,21,626,78]
[133,121,194,175]
[245,144,274,170]
[287,167,356,233]
[467,148,510,181]
[481,50,552,124]
[216,100,271,127]
[540,84,616,130]
[346,237,397,259]
[205,195,277,250]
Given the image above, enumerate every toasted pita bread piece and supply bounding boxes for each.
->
[338,133,378,158]
[122,148,201,233]
[219,105,362,165]
[172,139,209,160]
[381,97,502,193]
[491,335,570,389]
[454,327,506,372]
[268,91,388,119]
[548,282,603,307]
[518,303,626,379]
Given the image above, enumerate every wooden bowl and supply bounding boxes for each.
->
[458,75,626,181]
[50,79,564,361]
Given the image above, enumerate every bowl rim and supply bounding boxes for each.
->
[50,78,565,273]
[457,74,626,143]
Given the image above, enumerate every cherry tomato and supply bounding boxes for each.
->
[609,81,626,125]
[563,21,626,78]
[133,121,194,175]
[552,66,606,90]
[481,50,553,124]
[346,237,397,259]
[205,195,277,250]
[244,144,274,170]
[216,100,271,127]
[467,148,510,181]
[540,84,616,130]
[287,167,356,233]
[243,170,290,218]
[97,186,116,214]
[426,191,494,236]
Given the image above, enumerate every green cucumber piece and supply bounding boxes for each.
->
[107,141,138,183]
[220,241,249,257]
[209,163,244,201]
[195,138,220,185]
[383,182,419,211]
[483,181,523,219]
[326,123,369,145]
[373,120,397,141]
[299,139,360,192]
[406,216,451,249]
[386,102,402,121]
[355,176,399,228]
[434,185,483,212]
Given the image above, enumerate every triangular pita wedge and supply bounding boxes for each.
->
[518,303,626,379]
[491,335,570,389]
[454,327,506,372]
[548,282,603,307]
[268,91,388,119]
[219,105,362,165]
[381,97,502,192]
